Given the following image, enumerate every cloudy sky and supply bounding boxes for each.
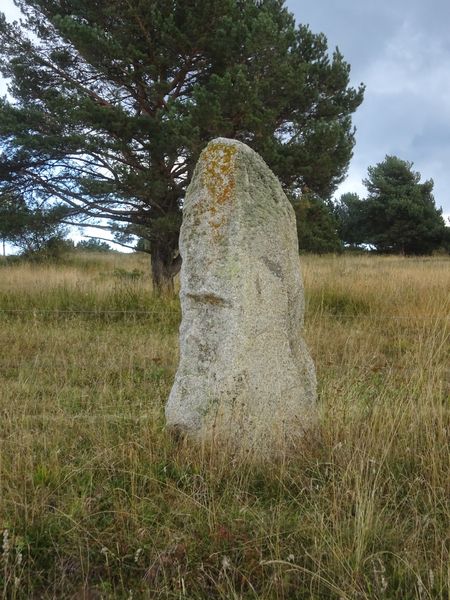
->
[1,0,450,220]
[286,0,450,217]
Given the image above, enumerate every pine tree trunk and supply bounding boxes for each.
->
[150,241,181,295]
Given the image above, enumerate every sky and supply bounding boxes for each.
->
[286,0,450,219]
[1,0,449,251]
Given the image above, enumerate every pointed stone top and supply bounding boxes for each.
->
[202,137,256,159]
[207,136,252,148]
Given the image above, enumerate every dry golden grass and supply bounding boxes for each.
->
[0,252,448,599]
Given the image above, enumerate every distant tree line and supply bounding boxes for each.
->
[0,194,69,258]
[2,154,448,260]
[0,196,113,257]
[296,155,449,255]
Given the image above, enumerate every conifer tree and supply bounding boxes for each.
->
[0,193,68,255]
[362,156,446,254]
[335,158,447,254]
[0,0,364,290]
[294,194,342,254]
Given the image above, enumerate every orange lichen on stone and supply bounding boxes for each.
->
[209,215,226,230]
[202,142,237,206]
[193,142,238,238]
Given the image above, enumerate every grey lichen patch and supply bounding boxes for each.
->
[261,257,283,279]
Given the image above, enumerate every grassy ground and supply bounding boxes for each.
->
[0,252,448,599]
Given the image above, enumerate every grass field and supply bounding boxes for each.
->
[0,252,449,599]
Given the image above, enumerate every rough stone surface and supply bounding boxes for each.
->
[166,138,317,448]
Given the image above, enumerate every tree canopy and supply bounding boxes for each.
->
[0,0,364,288]
[0,193,68,255]
[333,192,366,248]
[294,194,342,254]
[335,156,447,255]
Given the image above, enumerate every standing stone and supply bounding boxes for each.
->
[166,138,317,449]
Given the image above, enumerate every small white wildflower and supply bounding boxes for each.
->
[2,530,9,551]
[417,575,425,598]
[372,557,387,594]
[429,569,434,588]
[380,572,388,593]
[2,530,10,561]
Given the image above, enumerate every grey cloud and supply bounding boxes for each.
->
[286,0,450,213]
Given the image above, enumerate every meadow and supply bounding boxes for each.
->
[0,252,448,599]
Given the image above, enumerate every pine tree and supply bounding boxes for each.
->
[334,192,367,247]
[294,194,342,254]
[362,156,446,255]
[0,0,364,290]
[0,193,68,255]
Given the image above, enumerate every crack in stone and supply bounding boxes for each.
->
[185,292,231,307]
